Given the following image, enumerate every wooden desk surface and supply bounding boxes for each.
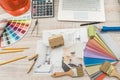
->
[0,0,120,80]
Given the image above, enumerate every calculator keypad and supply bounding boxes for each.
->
[32,0,54,18]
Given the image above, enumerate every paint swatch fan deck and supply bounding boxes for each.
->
[0,13,31,47]
[84,32,120,80]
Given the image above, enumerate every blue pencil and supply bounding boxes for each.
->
[101,26,120,32]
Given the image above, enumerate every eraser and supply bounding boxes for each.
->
[48,34,64,48]
[88,25,96,39]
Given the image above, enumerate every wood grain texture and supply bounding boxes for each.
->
[0,0,119,80]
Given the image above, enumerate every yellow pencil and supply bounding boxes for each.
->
[2,47,29,50]
[27,60,36,73]
[0,56,27,65]
[28,54,38,61]
[0,50,24,54]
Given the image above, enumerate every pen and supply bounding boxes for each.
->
[0,19,8,36]
[80,22,102,26]
[101,26,120,32]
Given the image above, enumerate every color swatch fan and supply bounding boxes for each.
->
[84,33,119,80]
[0,13,31,47]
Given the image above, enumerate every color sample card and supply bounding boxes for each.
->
[84,32,119,80]
[0,13,31,47]
[87,39,117,59]
[84,47,116,60]
[97,32,120,60]
[84,57,116,67]
[86,65,101,75]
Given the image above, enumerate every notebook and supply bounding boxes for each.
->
[58,0,105,21]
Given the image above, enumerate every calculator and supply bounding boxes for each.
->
[31,0,54,18]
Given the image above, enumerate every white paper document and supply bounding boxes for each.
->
[34,41,63,74]
[42,28,88,46]
[34,28,88,74]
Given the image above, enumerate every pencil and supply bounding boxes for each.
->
[0,50,24,54]
[28,54,38,61]
[0,56,27,65]
[27,59,37,73]
[80,22,102,26]
[2,47,29,50]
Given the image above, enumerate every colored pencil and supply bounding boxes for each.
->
[28,54,38,61]
[0,50,24,54]
[27,59,37,73]
[2,47,29,50]
[0,56,27,65]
